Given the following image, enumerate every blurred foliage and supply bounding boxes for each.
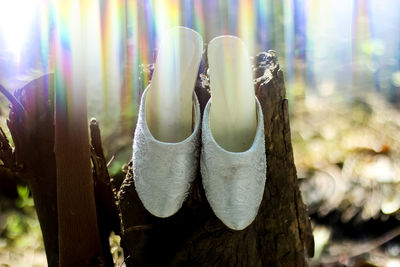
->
[0,186,45,266]
[291,94,400,265]
[0,95,10,139]
[0,186,42,249]
[109,232,124,266]
[292,93,400,223]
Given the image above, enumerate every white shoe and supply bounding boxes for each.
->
[201,36,267,230]
[132,27,203,217]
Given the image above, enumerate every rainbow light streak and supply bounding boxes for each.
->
[2,0,400,131]
[227,0,239,35]
[193,0,205,38]
[256,0,268,51]
[100,0,123,125]
[283,0,295,87]
[140,0,156,84]
[238,0,256,56]
[38,0,50,72]
[217,1,227,34]
[84,0,105,124]
[123,0,140,122]
[54,0,99,121]
[54,0,75,120]
[182,0,194,30]
[153,0,180,50]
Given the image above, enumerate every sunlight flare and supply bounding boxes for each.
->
[0,0,38,63]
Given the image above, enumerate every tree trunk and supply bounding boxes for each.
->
[118,51,314,266]
[1,75,118,266]
[55,71,105,266]
[1,76,59,267]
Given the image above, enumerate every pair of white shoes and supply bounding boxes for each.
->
[132,27,266,230]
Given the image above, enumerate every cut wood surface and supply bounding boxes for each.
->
[118,51,314,267]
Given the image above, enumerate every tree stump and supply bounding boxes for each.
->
[118,51,314,266]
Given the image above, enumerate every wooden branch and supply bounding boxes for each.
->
[0,84,25,116]
[90,118,121,233]
[0,127,18,171]
[90,118,121,267]
[0,126,22,198]
[118,51,314,266]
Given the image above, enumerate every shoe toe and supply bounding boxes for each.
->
[132,86,201,218]
[201,97,267,230]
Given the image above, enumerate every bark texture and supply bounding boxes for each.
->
[90,118,121,267]
[118,51,314,266]
[1,76,119,266]
[55,73,104,266]
[1,76,59,267]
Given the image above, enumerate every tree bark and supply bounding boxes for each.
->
[55,73,105,266]
[1,75,120,266]
[90,118,121,267]
[118,51,314,266]
[1,76,59,267]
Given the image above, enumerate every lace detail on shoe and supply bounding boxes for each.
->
[132,86,201,218]
[200,97,267,230]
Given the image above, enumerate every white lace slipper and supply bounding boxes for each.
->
[201,97,266,230]
[133,86,201,217]
[201,36,267,230]
[132,27,203,217]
